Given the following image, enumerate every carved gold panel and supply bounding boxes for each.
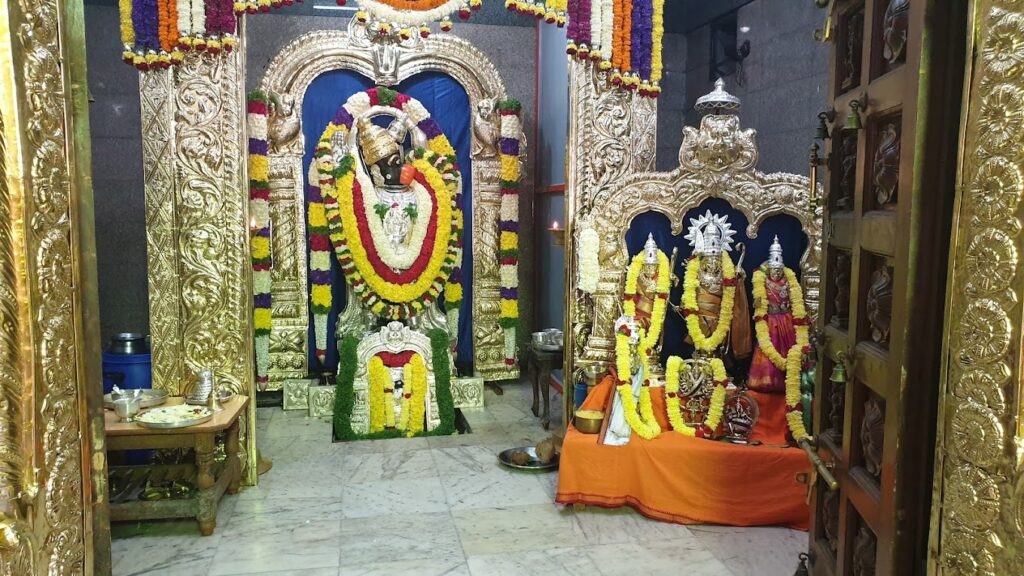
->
[0,0,107,572]
[258,27,520,383]
[141,46,258,487]
[930,1,1024,574]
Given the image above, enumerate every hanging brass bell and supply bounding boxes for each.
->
[794,553,810,576]
[843,100,864,131]
[829,358,847,384]
[815,112,831,140]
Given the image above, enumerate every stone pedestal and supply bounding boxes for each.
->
[308,386,336,418]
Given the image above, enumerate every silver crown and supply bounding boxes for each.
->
[695,78,741,115]
[643,233,659,265]
[768,235,784,269]
[684,210,736,257]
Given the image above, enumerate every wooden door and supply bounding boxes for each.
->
[809,1,966,575]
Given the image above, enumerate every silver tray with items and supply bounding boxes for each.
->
[103,389,168,410]
[498,447,559,472]
[136,405,214,429]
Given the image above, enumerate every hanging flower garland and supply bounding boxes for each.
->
[752,266,812,442]
[613,319,661,440]
[308,87,463,363]
[346,0,484,39]
[623,249,669,355]
[681,252,737,353]
[497,99,522,366]
[368,353,428,436]
[247,90,273,390]
[577,226,600,294]
[664,355,727,439]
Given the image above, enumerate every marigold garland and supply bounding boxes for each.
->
[613,320,660,440]
[369,352,428,436]
[247,90,273,390]
[664,355,727,438]
[308,88,464,363]
[623,249,669,357]
[497,99,522,366]
[681,252,737,353]
[753,266,811,442]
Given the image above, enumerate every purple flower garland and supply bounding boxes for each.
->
[632,0,653,81]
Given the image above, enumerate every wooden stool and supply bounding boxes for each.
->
[527,343,563,430]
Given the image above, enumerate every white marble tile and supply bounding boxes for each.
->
[573,506,696,546]
[484,401,540,426]
[264,413,334,440]
[341,477,448,519]
[432,445,505,476]
[452,504,582,556]
[236,463,345,501]
[340,557,470,576]
[427,423,510,449]
[337,436,430,454]
[240,569,338,576]
[587,540,732,576]
[459,406,498,426]
[688,525,809,576]
[228,496,345,525]
[208,516,341,576]
[441,469,552,511]
[340,449,438,483]
[338,512,463,567]
[111,531,221,576]
[500,423,558,446]
[466,546,601,576]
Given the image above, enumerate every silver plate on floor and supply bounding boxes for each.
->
[498,447,559,472]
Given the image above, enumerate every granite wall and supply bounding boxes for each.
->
[683,0,829,175]
[85,3,148,345]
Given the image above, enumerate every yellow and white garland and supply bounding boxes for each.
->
[368,353,428,436]
[664,355,727,438]
[577,225,600,294]
[623,249,670,355]
[613,321,661,440]
[752,266,811,441]
[681,253,737,353]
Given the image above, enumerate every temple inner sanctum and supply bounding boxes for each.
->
[1,0,1020,575]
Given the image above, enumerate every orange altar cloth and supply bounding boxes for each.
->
[556,378,810,530]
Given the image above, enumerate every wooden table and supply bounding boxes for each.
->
[105,396,249,535]
[527,344,563,430]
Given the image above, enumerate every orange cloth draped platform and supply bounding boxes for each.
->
[556,378,810,530]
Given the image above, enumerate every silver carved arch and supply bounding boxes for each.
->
[573,110,824,372]
[257,27,519,387]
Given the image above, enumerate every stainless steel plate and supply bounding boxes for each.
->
[185,389,234,406]
[498,447,559,472]
[104,389,168,410]
[136,406,214,429]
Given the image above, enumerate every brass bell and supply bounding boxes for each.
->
[829,355,848,384]
[794,553,810,576]
[815,112,831,140]
[843,100,864,132]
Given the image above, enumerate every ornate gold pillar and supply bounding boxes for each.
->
[141,44,257,485]
[930,1,1024,573]
[0,0,109,572]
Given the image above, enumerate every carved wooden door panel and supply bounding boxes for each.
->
[810,1,964,575]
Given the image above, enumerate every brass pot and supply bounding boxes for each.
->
[574,409,604,434]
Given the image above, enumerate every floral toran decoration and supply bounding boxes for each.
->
[577,225,600,294]
[664,355,727,439]
[368,352,428,436]
[752,265,812,441]
[623,248,669,356]
[308,87,463,363]
[509,0,664,97]
[613,318,661,440]
[342,0,485,40]
[681,252,737,353]
[247,90,273,390]
[119,0,295,69]
[498,99,523,366]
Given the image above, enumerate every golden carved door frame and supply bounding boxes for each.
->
[0,0,109,573]
[929,0,1024,573]
[257,27,521,383]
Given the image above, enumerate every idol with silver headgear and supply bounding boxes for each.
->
[675,210,752,361]
[604,315,646,446]
[622,233,678,380]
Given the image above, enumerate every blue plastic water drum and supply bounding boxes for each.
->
[574,382,589,409]
[102,352,153,394]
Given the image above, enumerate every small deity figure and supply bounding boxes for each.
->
[678,211,752,362]
[748,236,804,444]
[626,234,677,378]
[633,234,664,334]
[603,315,645,446]
[357,116,420,257]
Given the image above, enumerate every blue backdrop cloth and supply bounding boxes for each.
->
[624,197,808,368]
[302,71,475,372]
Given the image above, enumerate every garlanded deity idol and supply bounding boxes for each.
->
[678,211,752,362]
[623,234,673,378]
[604,315,661,446]
[749,236,812,444]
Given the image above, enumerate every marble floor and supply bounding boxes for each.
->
[110,381,808,576]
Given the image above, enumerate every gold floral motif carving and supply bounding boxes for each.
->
[932,2,1024,574]
[258,30,519,382]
